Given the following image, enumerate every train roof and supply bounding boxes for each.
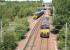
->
[42,17,49,25]
[35,10,44,15]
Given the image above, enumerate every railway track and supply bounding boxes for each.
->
[23,15,49,50]
[40,38,48,50]
[40,16,49,50]
[23,10,51,50]
[23,16,43,50]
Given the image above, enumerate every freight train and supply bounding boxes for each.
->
[33,10,44,20]
[40,17,50,38]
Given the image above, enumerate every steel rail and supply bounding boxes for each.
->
[30,17,43,50]
[40,38,48,50]
[23,17,42,50]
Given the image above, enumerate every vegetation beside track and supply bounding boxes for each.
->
[0,1,42,50]
[53,0,70,50]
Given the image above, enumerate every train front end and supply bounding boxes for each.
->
[40,25,50,38]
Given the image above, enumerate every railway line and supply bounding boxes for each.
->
[23,14,49,50]
[40,38,48,50]
[23,15,43,50]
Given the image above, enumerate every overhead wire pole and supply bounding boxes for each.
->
[65,22,67,50]
[52,2,68,50]
[0,18,3,43]
[53,6,55,21]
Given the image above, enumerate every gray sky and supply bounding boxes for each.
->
[5,0,52,3]
[43,0,52,3]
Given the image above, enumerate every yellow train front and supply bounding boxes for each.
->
[40,17,50,38]
[40,25,50,38]
[33,14,38,20]
[33,10,44,20]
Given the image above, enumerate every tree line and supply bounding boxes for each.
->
[53,0,70,50]
[0,1,42,50]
